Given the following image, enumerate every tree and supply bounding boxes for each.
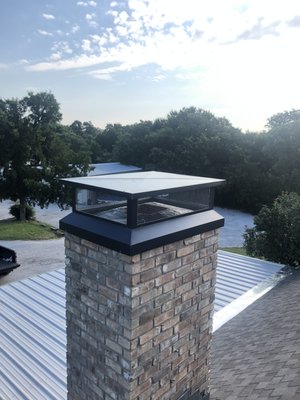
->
[0,92,90,221]
[266,109,300,129]
[262,114,300,196]
[243,192,300,266]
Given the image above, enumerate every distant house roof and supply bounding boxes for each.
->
[0,252,284,400]
[88,162,141,176]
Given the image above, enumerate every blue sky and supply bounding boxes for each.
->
[1,0,300,131]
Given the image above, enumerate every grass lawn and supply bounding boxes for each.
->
[221,247,247,256]
[0,218,63,240]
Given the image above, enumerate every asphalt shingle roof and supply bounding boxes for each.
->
[210,268,300,400]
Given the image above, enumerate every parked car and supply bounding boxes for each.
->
[0,245,20,276]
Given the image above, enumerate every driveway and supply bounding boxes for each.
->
[0,200,71,228]
[0,200,68,286]
[0,238,65,286]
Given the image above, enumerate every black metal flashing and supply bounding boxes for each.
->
[59,210,224,255]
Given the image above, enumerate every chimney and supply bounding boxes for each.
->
[60,171,224,400]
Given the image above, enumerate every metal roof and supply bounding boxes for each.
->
[0,252,284,400]
[213,250,284,331]
[0,269,66,400]
[88,162,141,176]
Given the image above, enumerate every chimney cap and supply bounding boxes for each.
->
[61,170,224,199]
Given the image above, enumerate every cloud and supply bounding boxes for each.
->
[90,73,113,80]
[85,13,95,20]
[77,1,97,6]
[88,62,136,80]
[28,27,199,74]
[287,16,300,28]
[50,41,73,60]
[86,13,98,28]
[0,63,8,69]
[153,74,165,82]
[114,11,129,25]
[37,29,54,36]
[82,39,92,52]
[27,54,103,72]
[236,18,280,41]
[71,25,80,33]
[43,13,55,20]
[28,0,300,91]
[90,34,107,46]
[50,53,61,61]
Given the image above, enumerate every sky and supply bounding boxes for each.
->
[1,0,300,132]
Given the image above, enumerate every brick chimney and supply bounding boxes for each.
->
[60,171,224,399]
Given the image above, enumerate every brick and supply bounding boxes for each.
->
[152,327,174,346]
[182,287,198,302]
[164,240,183,252]
[177,244,195,257]
[140,266,162,283]
[184,235,201,245]
[106,339,122,355]
[175,299,192,315]
[176,265,196,278]
[202,270,215,282]
[204,235,218,246]
[161,315,180,331]
[98,285,118,302]
[139,326,161,345]
[155,271,175,287]
[106,277,121,291]
[140,287,163,304]
[141,246,163,259]
[194,240,206,251]
[154,309,174,326]
[65,230,218,400]
[81,294,98,310]
[131,319,154,340]
[139,308,161,325]
[87,248,107,264]
[162,298,177,312]
[183,271,200,285]
[81,239,99,250]
[175,281,192,296]
[130,273,141,286]
[154,290,175,308]
[162,258,182,273]
[124,257,155,274]
[163,280,177,293]
[182,251,200,266]
[156,250,176,266]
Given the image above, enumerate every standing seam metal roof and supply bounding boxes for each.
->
[0,270,66,400]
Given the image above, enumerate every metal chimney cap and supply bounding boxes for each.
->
[61,170,225,199]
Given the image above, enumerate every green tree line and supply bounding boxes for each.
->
[88,107,300,214]
[1,92,300,218]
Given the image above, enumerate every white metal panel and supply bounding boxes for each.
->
[215,251,283,312]
[0,269,67,400]
[213,251,284,331]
